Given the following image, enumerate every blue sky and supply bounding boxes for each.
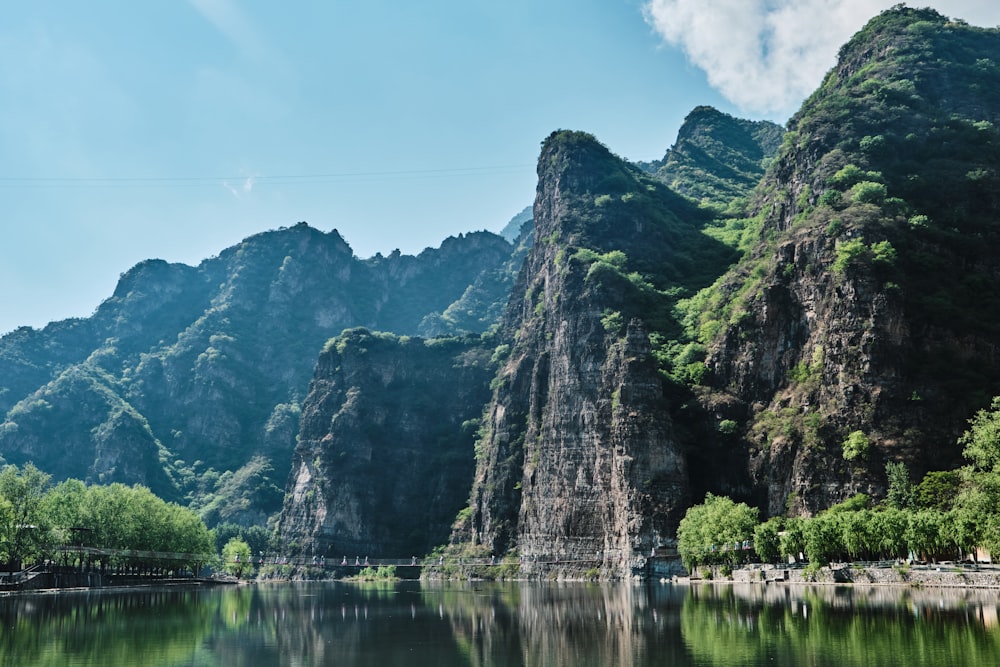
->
[2,1,998,334]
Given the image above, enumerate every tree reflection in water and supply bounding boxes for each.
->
[0,581,996,666]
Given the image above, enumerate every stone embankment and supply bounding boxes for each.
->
[678,562,1000,589]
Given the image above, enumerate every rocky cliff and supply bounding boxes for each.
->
[451,131,739,576]
[276,328,495,558]
[696,6,1000,516]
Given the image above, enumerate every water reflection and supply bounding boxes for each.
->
[681,583,1000,667]
[0,581,997,666]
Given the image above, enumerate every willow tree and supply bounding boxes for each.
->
[677,493,758,570]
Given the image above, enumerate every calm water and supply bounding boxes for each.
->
[1,580,998,666]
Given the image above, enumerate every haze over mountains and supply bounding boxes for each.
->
[3,6,1000,575]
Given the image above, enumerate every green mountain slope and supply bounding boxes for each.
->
[642,105,784,208]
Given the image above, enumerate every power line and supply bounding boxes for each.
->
[0,164,535,189]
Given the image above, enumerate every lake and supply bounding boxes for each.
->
[1,579,998,666]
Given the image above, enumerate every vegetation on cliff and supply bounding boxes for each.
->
[639,105,784,210]
[679,6,1000,516]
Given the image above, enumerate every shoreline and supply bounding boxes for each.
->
[673,562,1000,590]
[0,576,237,597]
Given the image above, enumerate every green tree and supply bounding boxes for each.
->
[958,396,1000,472]
[872,508,909,559]
[0,463,52,565]
[884,461,916,510]
[905,509,946,560]
[676,494,758,570]
[779,517,806,562]
[916,470,961,511]
[849,180,887,204]
[803,514,843,565]
[753,517,782,563]
[833,240,869,274]
[842,430,870,461]
[839,510,876,560]
[222,537,252,578]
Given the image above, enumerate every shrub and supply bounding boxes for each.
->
[871,240,897,265]
[850,181,887,205]
[833,239,869,274]
[842,430,871,461]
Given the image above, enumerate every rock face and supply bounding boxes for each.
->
[698,7,1000,516]
[0,223,515,524]
[276,329,495,558]
[455,131,736,576]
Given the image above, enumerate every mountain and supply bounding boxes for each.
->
[498,205,534,243]
[0,223,515,525]
[276,328,496,558]
[8,5,1000,579]
[695,6,1000,516]
[637,106,784,208]
[446,130,741,576]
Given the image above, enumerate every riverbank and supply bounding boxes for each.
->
[675,562,1000,589]
[0,571,238,596]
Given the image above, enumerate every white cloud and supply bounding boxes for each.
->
[643,1,1000,118]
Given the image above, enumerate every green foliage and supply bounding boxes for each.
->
[842,430,871,461]
[753,518,782,563]
[958,396,1000,472]
[832,239,869,274]
[818,190,843,209]
[600,310,624,337]
[848,181,887,205]
[356,565,397,580]
[870,240,897,265]
[213,522,272,557]
[884,461,916,510]
[221,537,252,578]
[827,164,883,190]
[825,493,870,513]
[677,494,758,570]
[0,463,50,565]
[916,470,961,511]
[779,517,806,562]
[803,514,843,566]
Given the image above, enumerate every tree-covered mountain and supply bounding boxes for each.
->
[693,6,1000,516]
[0,223,515,525]
[637,106,784,209]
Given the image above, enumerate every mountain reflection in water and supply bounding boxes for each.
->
[0,581,996,666]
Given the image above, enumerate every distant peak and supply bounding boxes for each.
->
[538,129,624,190]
